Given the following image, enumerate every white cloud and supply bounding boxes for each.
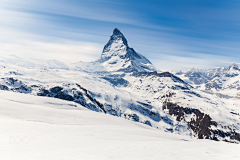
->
[0,6,103,64]
[0,27,102,64]
[0,40,102,64]
[150,52,236,71]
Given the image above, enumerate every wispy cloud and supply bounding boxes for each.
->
[151,52,237,71]
[0,7,103,63]
[1,0,137,26]
[1,0,173,31]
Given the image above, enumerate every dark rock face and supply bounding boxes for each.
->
[37,88,49,96]
[132,71,172,78]
[14,85,31,93]
[76,83,106,113]
[163,99,240,142]
[124,113,139,122]
[137,101,152,109]
[107,28,128,49]
[230,112,240,116]
[129,103,161,122]
[102,77,129,86]
[143,120,152,127]
[36,84,102,112]
[6,78,18,85]
[50,87,63,94]
[0,85,9,90]
[54,91,74,101]
[1,77,32,93]
[225,74,239,77]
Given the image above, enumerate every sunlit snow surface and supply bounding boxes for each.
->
[0,91,239,160]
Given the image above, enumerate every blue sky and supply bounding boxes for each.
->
[1,0,240,70]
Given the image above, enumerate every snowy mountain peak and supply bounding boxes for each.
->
[101,28,131,61]
[227,63,240,71]
[110,28,128,46]
[99,28,156,72]
[112,28,125,38]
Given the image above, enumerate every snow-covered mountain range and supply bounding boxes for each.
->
[0,28,240,143]
[176,63,240,98]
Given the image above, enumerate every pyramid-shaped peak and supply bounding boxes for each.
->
[110,28,128,45]
[101,28,129,58]
[113,28,123,36]
[98,28,155,72]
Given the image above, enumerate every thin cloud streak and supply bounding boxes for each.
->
[151,53,236,71]
[1,41,102,64]
[1,0,173,31]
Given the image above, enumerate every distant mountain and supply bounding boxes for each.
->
[175,67,225,85]
[204,63,240,97]
[176,63,240,98]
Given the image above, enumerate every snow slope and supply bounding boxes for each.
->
[0,91,239,160]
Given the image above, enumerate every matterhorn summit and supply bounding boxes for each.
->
[98,28,156,72]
